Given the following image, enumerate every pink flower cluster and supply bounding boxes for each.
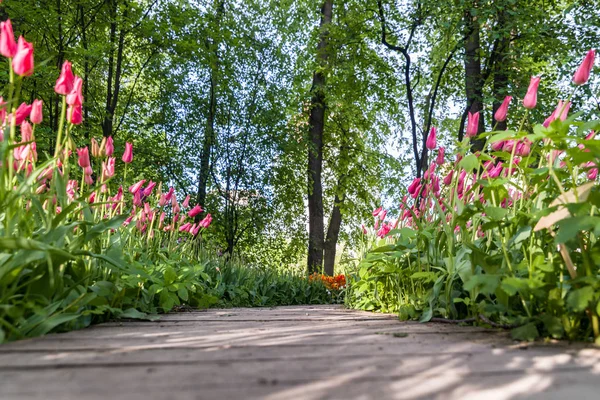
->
[363,49,597,240]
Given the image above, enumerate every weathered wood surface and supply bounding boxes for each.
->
[1,305,599,399]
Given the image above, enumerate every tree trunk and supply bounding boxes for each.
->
[463,3,485,148]
[491,11,509,131]
[196,0,224,216]
[323,189,344,276]
[307,0,333,274]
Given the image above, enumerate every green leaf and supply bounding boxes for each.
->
[511,323,539,341]
[178,287,189,301]
[484,206,508,221]
[27,313,80,337]
[464,274,501,295]
[164,266,177,285]
[419,308,433,323]
[555,216,600,244]
[566,286,595,312]
[500,277,530,296]
[540,315,564,338]
[119,308,158,321]
[459,154,479,171]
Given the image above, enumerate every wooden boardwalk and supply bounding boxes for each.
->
[1,305,599,399]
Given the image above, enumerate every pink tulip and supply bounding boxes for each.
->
[105,136,114,156]
[588,167,598,181]
[502,140,516,153]
[21,121,33,142]
[143,181,156,197]
[443,170,453,186]
[181,194,190,208]
[179,222,192,233]
[585,131,596,140]
[494,96,512,123]
[55,61,75,95]
[573,49,595,86]
[77,147,91,168]
[84,174,94,185]
[133,190,143,207]
[488,163,503,178]
[101,157,115,181]
[465,111,479,138]
[159,194,168,207]
[0,20,17,58]
[122,142,133,163]
[361,224,367,234]
[411,184,422,199]
[83,166,93,176]
[129,180,146,195]
[30,99,43,124]
[436,147,445,165]
[88,138,99,158]
[407,178,420,195]
[67,104,82,125]
[199,213,212,228]
[372,206,382,217]
[491,140,505,152]
[188,204,203,218]
[377,223,391,238]
[426,126,437,150]
[164,187,175,202]
[15,102,32,125]
[523,76,541,109]
[378,209,387,221]
[66,76,83,106]
[12,36,34,76]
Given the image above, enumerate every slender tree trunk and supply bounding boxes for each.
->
[79,4,90,138]
[463,3,485,148]
[103,0,127,137]
[491,12,509,131]
[323,188,345,276]
[307,0,333,274]
[196,0,224,216]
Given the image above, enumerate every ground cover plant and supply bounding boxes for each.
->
[347,50,600,343]
[0,21,333,343]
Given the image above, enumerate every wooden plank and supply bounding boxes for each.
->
[0,305,598,400]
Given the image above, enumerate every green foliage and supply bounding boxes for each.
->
[346,104,600,342]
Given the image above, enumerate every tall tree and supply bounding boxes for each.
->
[307,0,333,274]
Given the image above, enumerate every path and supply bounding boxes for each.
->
[0,305,598,399]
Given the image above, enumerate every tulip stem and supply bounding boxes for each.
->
[54,96,67,159]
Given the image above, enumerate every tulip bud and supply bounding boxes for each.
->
[77,147,91,168]
[105,136,114,156]
[15,102,32,125]
[523,76,541,109]
[91,138,101,158]
[129,179,146,195]
[30,99,43,124]
[573,49,595,86]
[122,142,133,163]
[188,204,203,218]
[443,170,453,186]
[67,104,83,125]
[0,20,17,58]
[66,76,83,106]
[12,36,34,76]
[21,121,33,142]
[465,111,479,138]
[407,178,421,195]
[55,61,75,95]
[426,126,437,150]
[436,147,445,165]
[494,96,512,123]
